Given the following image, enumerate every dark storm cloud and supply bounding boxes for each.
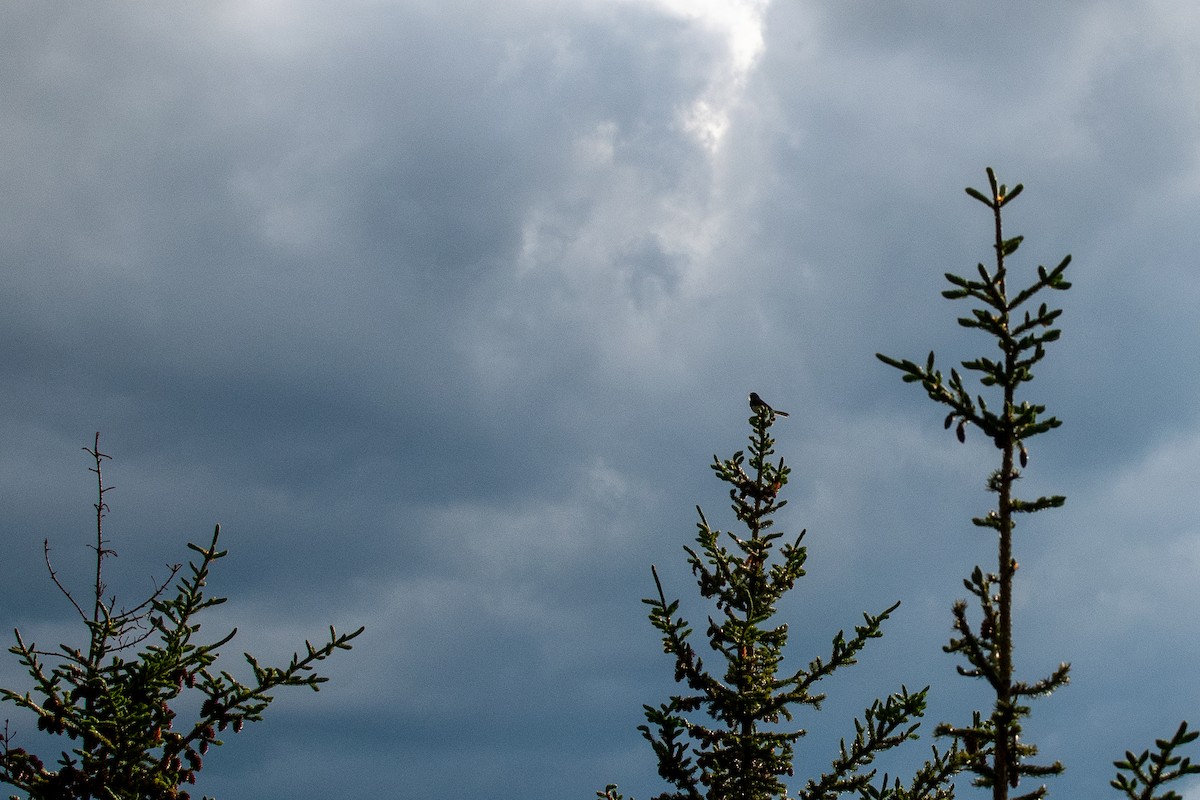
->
[0,0,718,508]
[0,5,739,798]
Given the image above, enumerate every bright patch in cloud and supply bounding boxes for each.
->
[609,0,771,151]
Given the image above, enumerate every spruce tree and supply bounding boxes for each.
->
[603,400,959,800]
[0,435,363,800]
[877,168,1199,800]
[877,167,1070,800]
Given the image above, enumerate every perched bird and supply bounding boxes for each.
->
[749,392,789,417]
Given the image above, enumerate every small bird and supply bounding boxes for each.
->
[749,392,789,417]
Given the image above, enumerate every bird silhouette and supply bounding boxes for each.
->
[748,392,789,417]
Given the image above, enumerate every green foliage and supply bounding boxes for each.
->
[1112,722,1200,800]
[609,166,1200,800]
[878,168,1071,800]
[878,168,1199,800]
[0,435,364,800]
[606,403,959,800]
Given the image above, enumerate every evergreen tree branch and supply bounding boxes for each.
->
[1112,722,1200,800]
[858,741,965,800]
[800,687,930,800]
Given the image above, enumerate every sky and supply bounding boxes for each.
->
[1,2,1199,798]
